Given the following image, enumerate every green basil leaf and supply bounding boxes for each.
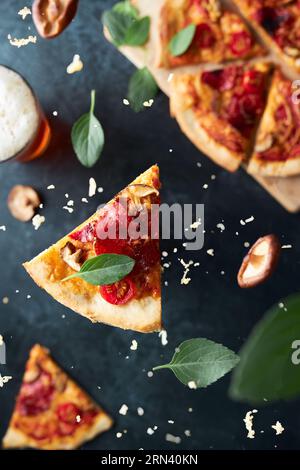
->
[71,90,104,168]
[127,67,158,112]
[230,294,300,404]
[153,338,239,388]
[113,1,138,18]
[62,254,135,286]
[124,16,150,46]
[102,10,135,47]
[169,24,196,57]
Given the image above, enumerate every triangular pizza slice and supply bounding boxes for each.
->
[156,0,265,68]
[24,166,161,333]
[2,344,113,450]
[248,69,300,177]
[233,0,300,74]
[170,62,272,171]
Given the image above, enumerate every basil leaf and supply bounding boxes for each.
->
[124,16,150,46]
[127,67,158,112]
[71,90,104,168]
[62,254,135,286]
[153,338,239,388]
[102,10,135,47]
[113,1,138,18]
[230,294,300,404]
[169,24,196,56]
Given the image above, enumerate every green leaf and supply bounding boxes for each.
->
[169,24,196,57]
[102,10,135,47]
[230,294,300,404]
[124,16,150,46]
[113,1,138,19]
[127,67,158,112]
[153,338,239,388]
[62,254,135,286]
[71,90,104,168]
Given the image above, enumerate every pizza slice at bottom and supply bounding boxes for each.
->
[248,69,300,177]
[170,62,272,172]
[2,344,113,450]
[23,166,161,333]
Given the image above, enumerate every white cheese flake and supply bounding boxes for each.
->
[243,409,258,439]
[216,223,225,232]
[8,34,36,47]
[240,216,254,226]
[0,226,6,231]
[130,339,138,351]
[0,374,12,388]
[47,184,55,190]
[2,297,9,304]
[63,206,73,214]
[116,432,123,438]
[18,7,31,19]
[66,54,83,74]
[147,371,153,378]
[137,407,144,416]
[147,427,155,435]
[32,214,45,230]
[190,218,201,229]
[188,380,197,389]
[119,404,128,416]
[271,421,285,435]
[165,433,181,444]
[179,258,193,285]
[143,99,154,107]
[89,177,97,197]
[123,98,130,106]
[81,198,88,203]
[206,249,214,256]
[282,244,292,249]
[158,329,168,346]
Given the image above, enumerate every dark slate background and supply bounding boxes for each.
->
[0,0,300,451]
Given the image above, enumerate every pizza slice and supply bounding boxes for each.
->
[157,0,265,68]
[170,62,272,171]
[2,344,113,450]
[233,0,300,74]
[23,166,161,333]
[248,69,300,177]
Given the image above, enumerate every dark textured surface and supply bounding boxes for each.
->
[0,0,300,451]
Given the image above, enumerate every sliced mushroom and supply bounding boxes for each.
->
[284,46,300,58]
[128,184,159,198]
[24,366,40,383]
[7,185,41,222]
[237,235,281,288]
[254,134,274,153]
[60,242,83,272]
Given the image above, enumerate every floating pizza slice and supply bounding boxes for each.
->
[233,0,300,74]
[2,344,113,450]
[156,0,265,68]
[248,69,300,177]
[23,166,161,333]
[170,62,272,171]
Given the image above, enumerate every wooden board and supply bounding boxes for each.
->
[105,0,300,213]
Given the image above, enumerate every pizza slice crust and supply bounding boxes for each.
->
[2,345,113,450]
[23,166,162,333]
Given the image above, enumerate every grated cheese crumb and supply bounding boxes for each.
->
[188,381,197,389]
[207,249,214,256]
[282,244,292,249]
[243,409,258,439]
[190,218,201,229]
[32,214,45,230]
[123,98,129,106]
[119,404,128,416]
[63,206,73,214]
[2,297,9,304]
[184,430,191,437]
[143,99,154,107]
[18,7,31,20]
[130,339,138,351]
[89,177,97,197]
[116,432,123,438]
[217,223,225,232]
[66,54,83,74]
[147,371,153,378]
[47,184,55,190]
[147,427,155,435]
[81,198,88,203]
[179,258,193,285]
[8,33,36,47]
[137,407,144,416]
[0,374,12,388]
[158,329,168,346]
[0,226,6,231]
[165,433,181,444]
[271,421,284,435]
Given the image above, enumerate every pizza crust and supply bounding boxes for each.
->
[23,166,162,333]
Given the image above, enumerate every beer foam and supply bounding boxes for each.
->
[0,65,39,161]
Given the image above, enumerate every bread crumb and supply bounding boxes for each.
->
[67,54,83,74]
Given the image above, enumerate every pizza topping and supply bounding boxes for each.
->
[99,276,136,305]
[242,69,265,94]
[70,222,96,242]
[32,0,79,39]
[193,23,216,48]
[201,66,238,91]
[60,242,83,272]
[17,369,54,416]
[237,235,281,288]
[229,31,252,57]
[7,185,40,222]
[254,7,290,35]
[284,46,300,57]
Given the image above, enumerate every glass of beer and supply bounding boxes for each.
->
[0,65,51,163]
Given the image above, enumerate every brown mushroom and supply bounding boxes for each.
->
[237,235,281,288]
[7,185,41,222]
[60,242,83,272]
